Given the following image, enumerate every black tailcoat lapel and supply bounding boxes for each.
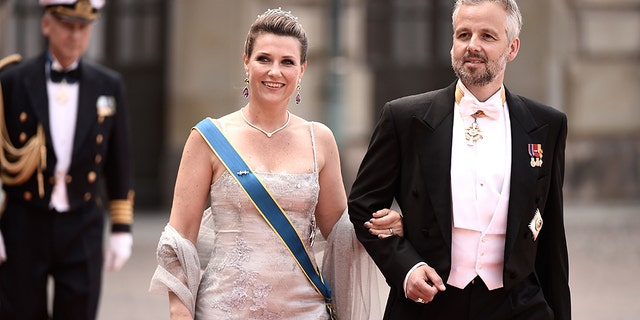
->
[73,62,99,158]
[21,55,57,166]
[413,83,456,250]
[23,55,51,141]
[503,90,549,266]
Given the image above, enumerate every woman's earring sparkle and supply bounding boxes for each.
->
[295,83,302,104]
[242,78,249,98]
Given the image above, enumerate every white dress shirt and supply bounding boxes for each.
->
[403,82,513,295]
[448,81,511,290]
[47,59,79,212]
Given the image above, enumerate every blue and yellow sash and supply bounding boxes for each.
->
[193,118,335,319]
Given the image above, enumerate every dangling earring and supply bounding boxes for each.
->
[295,82,302,104]
[242,76,249,98]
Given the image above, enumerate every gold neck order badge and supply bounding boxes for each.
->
[465,110,485,145]
[455,83,505,146]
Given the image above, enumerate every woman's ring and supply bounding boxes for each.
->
[389,228,394,235]
[415,297,425,304]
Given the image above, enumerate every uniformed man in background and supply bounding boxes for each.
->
[0,1,134,319]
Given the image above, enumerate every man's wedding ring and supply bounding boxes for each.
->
[415,297,425,304]
[388,228,394,235]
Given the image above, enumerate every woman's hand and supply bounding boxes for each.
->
[364,208,404,238]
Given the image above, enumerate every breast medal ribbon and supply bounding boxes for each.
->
[528,144,543,167]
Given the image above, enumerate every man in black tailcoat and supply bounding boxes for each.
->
[349,1,570,319]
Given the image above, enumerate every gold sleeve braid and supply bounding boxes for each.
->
[0,54,47,199]
[109,190,135,225]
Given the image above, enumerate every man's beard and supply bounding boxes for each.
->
[452,50,509,87]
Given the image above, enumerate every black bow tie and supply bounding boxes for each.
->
[50,68,79,84]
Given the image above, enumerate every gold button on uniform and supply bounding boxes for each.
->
[96,134,103,144]
[84,192,92,201]
[23,191,32,201]
[98,116,104,124]
[19,112,28,123]
[87,171,96,183]
[95,154,102,164]
[19,132,27,143]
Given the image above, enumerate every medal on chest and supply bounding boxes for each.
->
[465,110,485,146]
[54,82,70,105]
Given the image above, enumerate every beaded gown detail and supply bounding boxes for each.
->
[150,122,328,319]
[195,169,326,319]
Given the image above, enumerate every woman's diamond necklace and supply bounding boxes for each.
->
[240,107,291,138]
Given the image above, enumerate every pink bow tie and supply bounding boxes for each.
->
[458,96,503,120]
[455,82,506,121]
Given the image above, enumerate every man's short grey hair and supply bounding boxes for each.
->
[452,0,523,41]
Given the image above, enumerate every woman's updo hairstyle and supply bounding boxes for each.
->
[243,8,308,63]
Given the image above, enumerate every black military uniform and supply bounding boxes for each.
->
[0,1,134,319]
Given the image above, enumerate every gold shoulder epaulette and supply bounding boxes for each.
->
[0,54,22,70]
[0,53,47,198]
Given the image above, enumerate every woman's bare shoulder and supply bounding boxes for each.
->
[308,121,337,147]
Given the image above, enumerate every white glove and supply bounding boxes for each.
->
[104,232,133,271]
[0,230,6,265]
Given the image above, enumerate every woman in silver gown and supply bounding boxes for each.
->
[150,8,403,320]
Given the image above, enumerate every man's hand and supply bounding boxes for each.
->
[406,264,446,304]
[0,230,6,265]
[104,232,133,271]
[364,208,404,238]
